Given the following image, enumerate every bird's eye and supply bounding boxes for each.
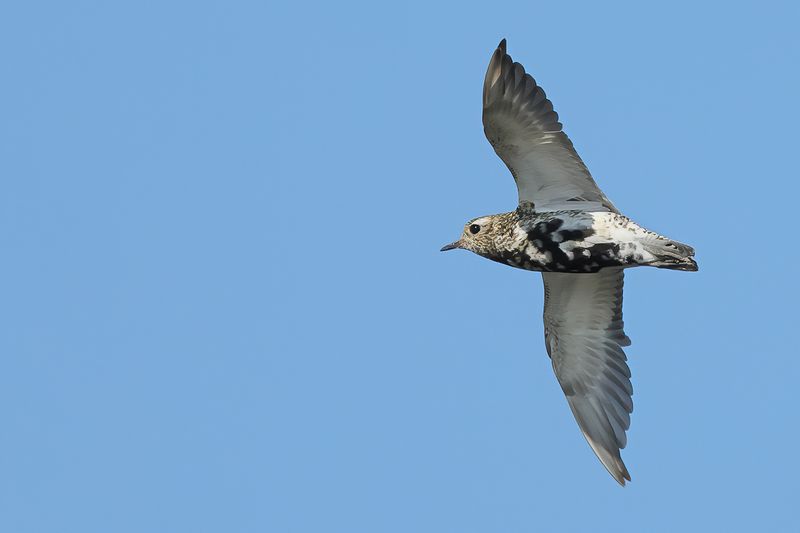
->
[469,224,481,235]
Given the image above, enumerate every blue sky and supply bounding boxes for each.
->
[2,1,799,531]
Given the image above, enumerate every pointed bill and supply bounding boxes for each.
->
[440,241,461,252]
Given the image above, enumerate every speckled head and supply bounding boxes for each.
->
[440,213,515,257]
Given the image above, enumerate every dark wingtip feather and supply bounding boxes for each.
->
[484,39,509,106]
[621,463,632,484]
[654,258,699,271]
[609,455,632,486]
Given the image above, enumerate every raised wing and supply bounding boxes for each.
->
[541,270,633,485]
[483,39,617,213]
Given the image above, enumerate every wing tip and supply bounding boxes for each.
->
[484,39,509,104]
[612,460,632,487]
[591,437,631,486]
[588,437,632,486]
[565,394,633,486]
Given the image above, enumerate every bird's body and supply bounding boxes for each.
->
[457,203,697,274]
[441,39,697,485]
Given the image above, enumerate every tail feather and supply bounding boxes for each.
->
[654,257,698,271]
[642,237,698,271]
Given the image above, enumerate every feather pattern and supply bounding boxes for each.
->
[483,39,617,213]
[542,269,633,485]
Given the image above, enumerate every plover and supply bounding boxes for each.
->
[441,39,697,485]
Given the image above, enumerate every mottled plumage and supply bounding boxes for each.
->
[443,202,697,274]
[441,40,697,485]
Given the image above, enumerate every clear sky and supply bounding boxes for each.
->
[2,1,799,532]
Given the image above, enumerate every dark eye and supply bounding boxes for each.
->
[469,224,481,235]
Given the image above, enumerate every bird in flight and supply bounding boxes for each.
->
[441,39,697,485]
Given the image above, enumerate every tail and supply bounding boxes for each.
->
[642,237,698,272]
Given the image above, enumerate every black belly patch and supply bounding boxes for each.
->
[559,228,594,241]
[521,218,626,273]
[492,248,539,271]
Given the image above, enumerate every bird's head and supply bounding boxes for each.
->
[440,215,501,256]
